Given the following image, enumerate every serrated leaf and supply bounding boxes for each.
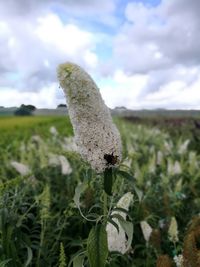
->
[73,183,87,209]
[87,225,108,267]
[104,168,113,196]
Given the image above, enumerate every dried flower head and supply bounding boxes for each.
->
[149,229,161,251]
[156,255,173,267]
[57,62,122,172]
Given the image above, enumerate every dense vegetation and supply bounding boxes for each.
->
[1,115,200,266]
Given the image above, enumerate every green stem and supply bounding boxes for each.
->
[103,191,108,222]
[103,167,114,223]
[36,220,46,267]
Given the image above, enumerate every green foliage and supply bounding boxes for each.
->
[87,225,108,267]
[1,115,200,266]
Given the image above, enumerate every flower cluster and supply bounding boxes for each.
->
[57,62,122,172]
[173,254,184,267]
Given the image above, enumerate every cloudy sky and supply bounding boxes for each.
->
[0,0,200,109]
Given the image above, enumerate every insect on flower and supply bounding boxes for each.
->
[104,152,119,166]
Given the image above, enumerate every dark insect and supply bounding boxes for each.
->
[104,152,118,165]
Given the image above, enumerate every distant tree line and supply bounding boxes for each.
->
[57,104,67,108]
[14,104,36,116]
[14,103,67,116]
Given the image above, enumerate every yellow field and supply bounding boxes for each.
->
[0,116,59,129]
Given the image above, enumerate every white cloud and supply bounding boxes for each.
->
[139,72,200,109]
[0,12,99,91]
[99,70,148,109]
[0,0,200,109]
[100,67,200,110]
[0,83,64,108]
[113,0,200,73]
[35,15,93,55]
[35,13,98,68]
[0,0,118,26]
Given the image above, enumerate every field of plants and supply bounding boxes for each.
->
[1,115,200,267]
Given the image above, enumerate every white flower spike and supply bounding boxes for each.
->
[11,161,31,176]
[106,192,133,254]
[168,216,179,243]
[57,62,122,173]
[140,221,153,243]
[174,254,184,267]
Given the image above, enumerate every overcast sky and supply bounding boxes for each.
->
[0,0,200,109]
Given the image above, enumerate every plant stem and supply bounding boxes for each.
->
[103,190,108,222]
[36,220,46,267]
[103,167,113,223]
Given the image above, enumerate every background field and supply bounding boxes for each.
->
[1,114,200,266]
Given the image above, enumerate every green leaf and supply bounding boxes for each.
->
[110,213,126,222]
[73,183,87,209]
[118,219,133,252]
[104,168,113,196]
[107,218,119,233]
[133,185,143,202]
[68,250,85,267]
[112,207,131,218]
[87,225,108,267]
[73,254,84,267]
[110,214,133,252]
[24,244,33,267]
[85,168,93,180]
[117,170,134,183]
